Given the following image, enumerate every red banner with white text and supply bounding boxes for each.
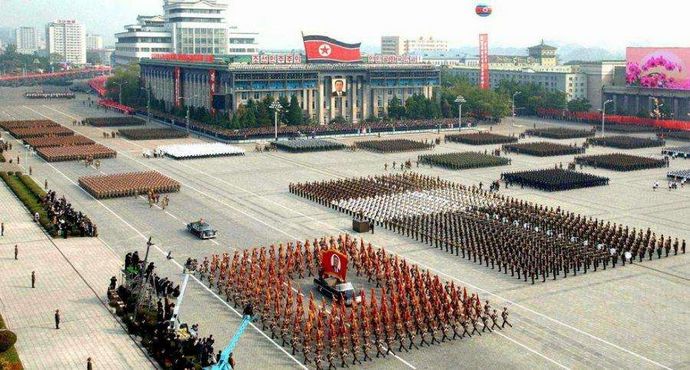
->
[479,33,490,90]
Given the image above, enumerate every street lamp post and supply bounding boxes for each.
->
[113,81,128,105]
[602,99,613,135]
[177,95,198,134]
[454,95,466,130]
[512,91,521,121]
[270,101,283,141]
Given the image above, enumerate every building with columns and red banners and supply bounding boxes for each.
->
[139,35,440,124]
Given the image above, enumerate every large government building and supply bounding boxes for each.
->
[140,58,439,124]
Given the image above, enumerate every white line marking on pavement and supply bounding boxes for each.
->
[167,144,671,370]
[28,104,586,370]
[494,331,569,369]
[20,105,314,369]
[34,106,418,369]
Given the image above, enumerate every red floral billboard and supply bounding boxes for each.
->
[626,47,690,90]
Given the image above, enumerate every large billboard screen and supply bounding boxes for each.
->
[626,47,690,90]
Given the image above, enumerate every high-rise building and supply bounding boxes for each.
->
[114,15,172,65]
[114,0,258,65]
[15,26,39,54]
[46,20,86,64]
[164,0,229,55]
[86,34,103,50]
[381,36,403,56]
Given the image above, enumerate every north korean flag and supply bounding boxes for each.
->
[303,34,362,63]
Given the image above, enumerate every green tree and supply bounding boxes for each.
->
[567,98,592,112]
[256,96,273,126]
[387,96,406,120]
[287,95,303,125]
[105,62,142,106]
[278,96,290,123]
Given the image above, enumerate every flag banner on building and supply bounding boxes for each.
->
[303,34,362,63]
[479,33,490,90]
[152,53,214,63]
[174,66,181,107]
[320,249,348,282]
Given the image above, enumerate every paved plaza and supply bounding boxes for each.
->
[1,86,689,370]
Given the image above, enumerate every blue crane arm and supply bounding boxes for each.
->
[207,314,252,370]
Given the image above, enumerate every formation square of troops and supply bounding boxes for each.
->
[192,234,508,369]
[575,153,667,171]
[503,142,585,157]
[444,132,518,145]
[290,173,685,284]
[118,128,189,140]
[501,168,609,192]
[586,135,665,149]
[355,139,434,153]
[1,119,118,162]
[418,152,511,170]
[525,127,596,139]
[275,139,346,153]
[78,170,180,199]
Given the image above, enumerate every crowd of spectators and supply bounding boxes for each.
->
[41,190,97,237]
[111,253,217,369]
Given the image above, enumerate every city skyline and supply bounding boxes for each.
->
[0,0,687,51]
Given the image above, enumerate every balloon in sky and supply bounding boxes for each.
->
[475,4,492,17]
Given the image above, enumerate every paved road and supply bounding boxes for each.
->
[1,87,689,370]
[0,169,154,369]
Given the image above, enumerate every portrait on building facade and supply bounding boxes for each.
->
[332,78,347,97]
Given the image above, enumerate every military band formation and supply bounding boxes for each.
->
[186,235,510,369]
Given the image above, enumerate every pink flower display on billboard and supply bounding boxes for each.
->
[626,48,690,90]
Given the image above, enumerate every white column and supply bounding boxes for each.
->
[351,76,358,123]
[317,77,324,125]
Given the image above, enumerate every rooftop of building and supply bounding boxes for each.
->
[140,58,439,72]
[528,39,557,50]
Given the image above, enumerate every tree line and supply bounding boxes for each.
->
[105,64,593,129]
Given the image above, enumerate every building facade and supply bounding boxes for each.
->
[46,20,86,64]
[381,36,403,56]
[114,15,172,65]
[527,40,557,67]
[86,34,104,50]
[580,61,625,110]
[228,30,259,56]
[404,37,448,54]
[163,0,229,55]
[114,0,258,65]
[140,59,439,124]
[449,65,588,101]
[15,26,38,54]
[603,64,690,120]
[381,36,448,56]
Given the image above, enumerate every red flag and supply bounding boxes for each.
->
[320,249,348,282]
[303,34,362,63]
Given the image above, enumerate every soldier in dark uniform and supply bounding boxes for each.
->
[501,307,512,328]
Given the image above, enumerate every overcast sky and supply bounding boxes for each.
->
[0,0,686,51]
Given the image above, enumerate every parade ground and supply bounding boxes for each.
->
[1,86,689,370]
